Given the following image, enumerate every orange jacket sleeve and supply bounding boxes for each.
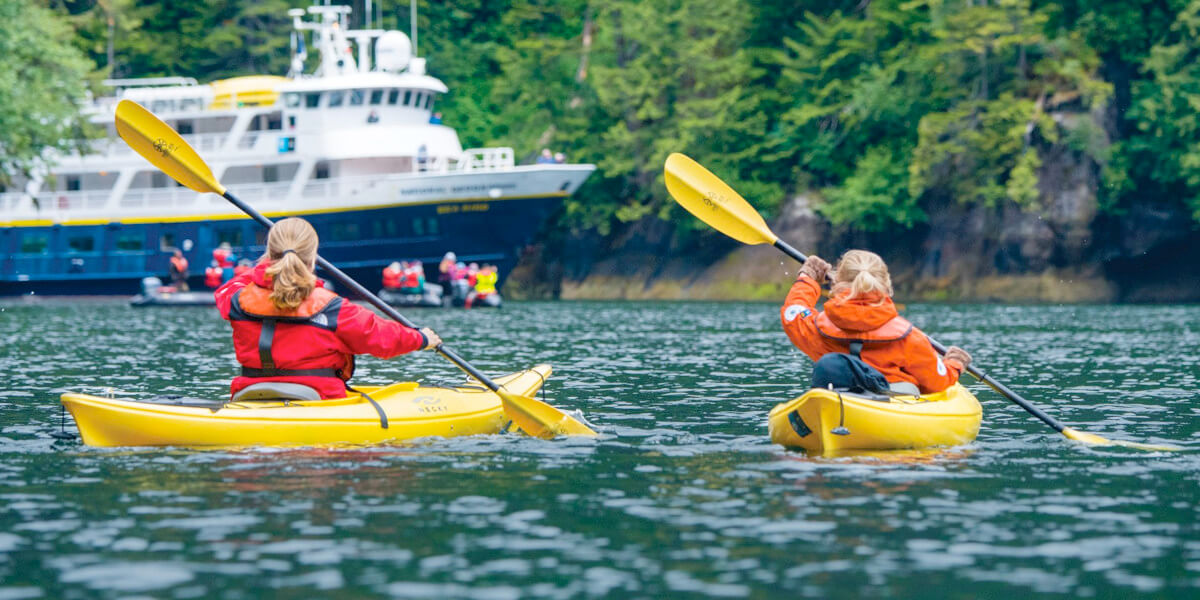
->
[898,329,964,393]
[779,275,827,362]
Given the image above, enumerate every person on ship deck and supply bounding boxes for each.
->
[382,261,403,290]
[204,261,223,290]
[168,250,189,292]
[400,261,425,295]
[215,218,441,400]
[780,250,972,395]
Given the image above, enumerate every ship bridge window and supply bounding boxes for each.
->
[369,90,384,105]
[180,98,204,112]
[19,233,48,254]
[314,162,330,179]
[264,165,279,183]
[68,235,95,253]
[328,91,345,107]
[115,234,143,251]
[152,172,168,188]
[177,120,194,135]
[403,91,412,106]
[424,95,434,110]
[66,175,81,191]
[159,233,176,252]
[387,89,399,105]
[285,93,301,108]
[305,92,321,108]
[350,90,365,106]
[413,93,423,108]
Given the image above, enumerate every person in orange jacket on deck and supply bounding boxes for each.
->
[780,250,972,395]
[204,261,223,289]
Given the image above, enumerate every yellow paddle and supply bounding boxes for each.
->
[664,152,1181,452]
[115,99,595,438]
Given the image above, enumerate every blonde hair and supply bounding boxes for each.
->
[262,218,318,309]
[833,250,893,300]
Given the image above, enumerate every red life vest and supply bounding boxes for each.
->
[401,268,421,289]
[170,256,188,274]
[213,248,233,268]
[204,267,223,288]
[382,266,402,289]
[228,284,354,383]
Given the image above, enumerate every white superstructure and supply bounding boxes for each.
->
[1,3,592,226]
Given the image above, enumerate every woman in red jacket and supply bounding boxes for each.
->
[780,250,971,395]
[215,218,441,400]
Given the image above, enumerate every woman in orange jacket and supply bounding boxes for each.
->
[780,250,972,395]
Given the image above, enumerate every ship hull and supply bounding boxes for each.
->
[1,194,562,297]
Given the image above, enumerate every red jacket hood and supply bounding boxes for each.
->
[823,290,899,332]
[249,261,325,290]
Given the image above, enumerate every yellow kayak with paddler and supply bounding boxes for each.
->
[61,365,551,447]
[768,383,982,454]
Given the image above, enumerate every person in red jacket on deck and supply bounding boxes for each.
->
[382,261,403,289]
[780,249,972,395]
[215,218,441,400]
[204,261,223,289]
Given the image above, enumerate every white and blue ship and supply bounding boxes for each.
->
[0,4,593,296]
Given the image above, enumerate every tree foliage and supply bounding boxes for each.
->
[0,0,95,187]
[29,0,1200,230]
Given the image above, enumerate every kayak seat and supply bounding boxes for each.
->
[232,382,322,402]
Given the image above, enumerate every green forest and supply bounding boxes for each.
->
[9,0,1200,238]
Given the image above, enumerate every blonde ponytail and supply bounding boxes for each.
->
[262,218,318,309]
[833,250,893,301]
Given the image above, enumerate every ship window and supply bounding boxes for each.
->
[285,93,301,108]
[403,90,412,105]
[68,235,95,253]
[424,95,433,110]
[412,218,424,236]
[314,162,330,179]
[267,113,282,130]
[159,233,176,251]
[426,217,438,235]
[177,120,194,135]
[328,91,344,107]
[216,228,243,246]
[387,89,399,105]
[255,229,268,246]
[330,222,360,241]
[152,172,167,188]
[180,98,202,112]
[369,90,384,105]
[66,175,81,191]
[115,234,143,251]
[413,93,423,108]
[19,233,48,254]
[305,93,321,108]
[371,219,398,238]
[264,165,278,183]
[350,90,365,106]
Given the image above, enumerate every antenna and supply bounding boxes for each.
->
[410,0,418,57]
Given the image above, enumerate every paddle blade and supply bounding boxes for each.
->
[1062,427,1182,451]
[114,100,226,195]
[664,153,777,246]
[497,389,597,438]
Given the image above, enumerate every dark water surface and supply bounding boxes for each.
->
[1,298,1197,599]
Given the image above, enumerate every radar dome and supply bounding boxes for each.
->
[375,31,412,72]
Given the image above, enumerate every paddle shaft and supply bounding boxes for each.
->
[219,190,506,394]
[774,239,1068,433]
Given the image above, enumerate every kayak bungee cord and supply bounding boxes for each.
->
[663,152,1181,452]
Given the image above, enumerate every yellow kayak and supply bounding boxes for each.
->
[62,365,551,448]
[768,383,982,454]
